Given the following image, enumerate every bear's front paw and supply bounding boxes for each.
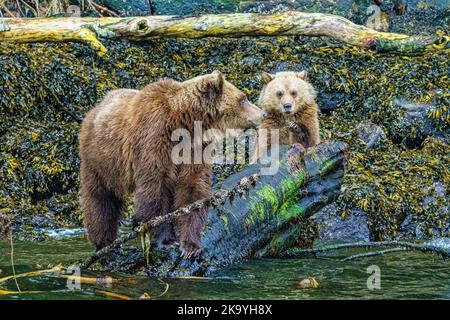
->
[180,239,203,259]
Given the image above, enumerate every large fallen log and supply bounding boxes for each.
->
[85,140,348,277]
[1,11,448,56]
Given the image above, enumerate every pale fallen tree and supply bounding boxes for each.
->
[1,11,448,56]
[81,140,349,277]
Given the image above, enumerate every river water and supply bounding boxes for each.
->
[1,238,449,300]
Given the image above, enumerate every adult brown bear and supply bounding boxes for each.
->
[79,71,265,258]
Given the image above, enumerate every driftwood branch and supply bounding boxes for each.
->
[82,140,349,276]
[1,11,447,56]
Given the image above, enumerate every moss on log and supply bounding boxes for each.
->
[1,11,448,56]
[86,140,348,277]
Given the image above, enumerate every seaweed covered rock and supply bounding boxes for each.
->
[338,136,449,240]
[398,182,449,239]
[388,97,448,147]
[317,92,348,114]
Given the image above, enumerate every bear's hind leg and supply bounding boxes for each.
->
[81,168,123,251]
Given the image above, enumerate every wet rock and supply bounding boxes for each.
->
[317,92,347,114]
[400,216,450,240]
[433,9,450,27]
[102,0,151,16]
[0,214,11,239]
[398,215,418,239]
[388,97,447,147]
[436,133,450,145]
[240,0,355,17]
[31,215,55,226]
[398,182,449,240]
[311,203,370,242]
[152,0,239,15]
[269,61,304,74]
[241,56,260,68]
[354,121,385,150]
[404,0,450,10]
[240,0,298,14]
[426,237,450,254]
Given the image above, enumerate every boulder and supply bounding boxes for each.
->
[311,203,370,242]
[388,97,447,147]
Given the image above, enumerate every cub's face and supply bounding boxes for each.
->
[192,71,266,130]
[259,71,316,115]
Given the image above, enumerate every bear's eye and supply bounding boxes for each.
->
[291,91,297,97]
[241,97,248,106]
[276,91,284,98]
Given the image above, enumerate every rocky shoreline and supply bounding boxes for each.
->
[0,2,448,247]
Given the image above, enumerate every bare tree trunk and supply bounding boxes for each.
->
[1,11,447,56]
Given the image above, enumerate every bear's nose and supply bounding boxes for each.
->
[283,103,292,113]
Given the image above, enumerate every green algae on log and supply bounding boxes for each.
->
[0,11,448,56]
[85,140,348,276]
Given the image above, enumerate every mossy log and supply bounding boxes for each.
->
[1,11,448,57]
[87,140,348,277]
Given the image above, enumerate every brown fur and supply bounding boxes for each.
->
[253,71,320,161]
[79,71,264,257]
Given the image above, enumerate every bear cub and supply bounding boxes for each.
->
[79,71,265,258]
[253,71,320,161]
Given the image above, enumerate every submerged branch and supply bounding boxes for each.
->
[340,247,407,261]
[281,241,450,259]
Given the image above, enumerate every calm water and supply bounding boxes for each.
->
[0,238,449,300]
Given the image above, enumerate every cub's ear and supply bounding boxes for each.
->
[262,72,275,84]
[296,70,308,80]
[200,70,224,99]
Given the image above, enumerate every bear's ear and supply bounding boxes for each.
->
[296,71,308,80]
[200,70,224,99]
[262,72,275,84]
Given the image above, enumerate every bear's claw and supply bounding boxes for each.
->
[180,243,203,260]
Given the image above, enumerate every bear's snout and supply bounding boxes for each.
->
[283,103,292,113]
[245,103,266,126]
